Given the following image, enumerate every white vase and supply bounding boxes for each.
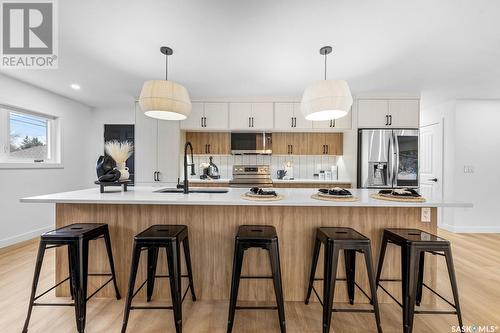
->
[115,162,129,181]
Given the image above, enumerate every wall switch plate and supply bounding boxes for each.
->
[421,208,431,222]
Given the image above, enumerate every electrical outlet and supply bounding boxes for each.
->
[421,208,431,222]
[464,165,475,173]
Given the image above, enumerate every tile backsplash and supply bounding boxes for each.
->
[185,155,348,180]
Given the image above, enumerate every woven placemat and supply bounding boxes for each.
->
[311,193,359,202]
[370,193,426,203]
[240,194,285,201]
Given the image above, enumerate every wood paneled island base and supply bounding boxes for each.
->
[55,203,437,304]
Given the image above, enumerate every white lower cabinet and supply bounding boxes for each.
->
[135,104,179,184]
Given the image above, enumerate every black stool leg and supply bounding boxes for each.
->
[444,247,464,329]
[68,245,74,300]
[322,243,339,333]
[406,247,420,333]
[344,249,356,305]
[361,244,383,333]
[182,235,197,301]
[166,240,182,333]
[72,239,89,333]
[375,232,389,288]
[146,247,159,302]
[103,227,121,300]
[121,242,142,333]
[227,240,244,333]
[22,240,47,333]
[415,251,425,306]
[269,240,286,333]
[401,244,411,333]
[305,236,321,304]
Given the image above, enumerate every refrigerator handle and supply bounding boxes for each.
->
[392,131,400,188]
[388,131,395,187]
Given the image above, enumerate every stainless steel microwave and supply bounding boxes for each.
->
[231,132,272,155]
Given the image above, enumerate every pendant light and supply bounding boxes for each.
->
[301,46,353,121]
[139,46,192,120]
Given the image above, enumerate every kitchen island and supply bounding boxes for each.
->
[21,187,471,304]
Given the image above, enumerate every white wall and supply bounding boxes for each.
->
[0,74,95,247]
[421,98,500,232]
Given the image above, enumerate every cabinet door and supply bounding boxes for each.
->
[186,132,208,154]
[291,133,309,154]
[333,111,352,129]
[180,102,204,130]
[293,103,312,129]
[307,133,327,155]
[206,132,230,154]
[229,103,252,130]
[324,133,343,155]
[157,120,180,183]
[272,133,289,154]
[388,100,419,128]
[357,99,389,128]
[134,104,158,183]
[204,103,229,130]
[251,103,274,130]
[274,103,294,130]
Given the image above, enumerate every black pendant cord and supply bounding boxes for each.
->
[324,52,327,80]
[165,54,168,80]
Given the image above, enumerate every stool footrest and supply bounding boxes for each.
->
[33,302,75,307]
[130,305,174,310]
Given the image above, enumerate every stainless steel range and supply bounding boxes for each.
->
[229,165,273,188]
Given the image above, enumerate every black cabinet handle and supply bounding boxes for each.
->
[251,117,254,127]
[322,145,325,154]
[291,145,293,154]
[325,145,329,154]
[153,172,156,181]
[201,117,204,127]
[208,144,211,154]
[385,115,388,126]
[332,119,335,127]
[389,115,392,126]
[428,178,438,182]
[248,117,251,127]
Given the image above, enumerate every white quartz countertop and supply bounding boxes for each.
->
[188,178,352,184]
[21,186,472,208]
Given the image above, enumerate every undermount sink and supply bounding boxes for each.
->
[155,187,229,194]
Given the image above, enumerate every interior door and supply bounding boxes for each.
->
[419,123,442,199]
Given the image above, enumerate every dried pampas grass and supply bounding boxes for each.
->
[105,140,134,164]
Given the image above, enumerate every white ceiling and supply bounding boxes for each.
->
[2,0,500,109]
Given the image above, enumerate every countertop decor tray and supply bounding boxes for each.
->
[241,193,284,201]
[311,193,359,202]
[371,193,426,203]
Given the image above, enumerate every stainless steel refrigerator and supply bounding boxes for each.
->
[357,129,419,189]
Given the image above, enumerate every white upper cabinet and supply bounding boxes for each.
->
[274,103,312,130]
[312,110,352,130]
[388,100,420,128]
[357,99,419,128]
[229,102,274,130]
[180,102,229,130]
[203,103,229,130]
[180,103,204,129]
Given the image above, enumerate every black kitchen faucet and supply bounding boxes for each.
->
[183,142,196,194]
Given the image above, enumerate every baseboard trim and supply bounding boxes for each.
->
[439,224,500,233]
[0,225,52,248]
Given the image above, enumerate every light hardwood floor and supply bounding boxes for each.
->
[1,230,499,333]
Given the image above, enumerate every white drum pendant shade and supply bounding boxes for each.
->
[139,80,192,120]
[301,79,353,121]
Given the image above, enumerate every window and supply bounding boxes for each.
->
[0,106,60,167]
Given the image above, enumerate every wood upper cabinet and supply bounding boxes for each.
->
[181,102,229,130]
[274,103,312,130]
[185,132,230,155]
[229,102,274,130]
[272,132,308,155]
[308,133,343,155]
[357,99,419,128]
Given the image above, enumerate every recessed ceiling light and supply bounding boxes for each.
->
[70,83,81,90]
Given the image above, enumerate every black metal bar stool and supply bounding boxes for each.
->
[121,225,196,333]
[375,228,463,333]
[22,223,121,333]
[227,225,286,333]
[305,227,383,333]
